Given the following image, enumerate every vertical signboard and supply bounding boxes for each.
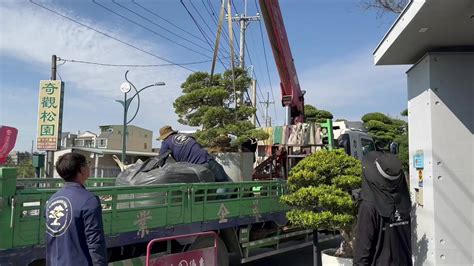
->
[36,80,64,151]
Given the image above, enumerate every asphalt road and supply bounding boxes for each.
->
[230,236,342,266]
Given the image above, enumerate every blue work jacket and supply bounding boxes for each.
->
[45,182,107,266]
[159,133,210,164]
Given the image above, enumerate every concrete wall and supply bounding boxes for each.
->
[407,52,473,265]
[105,125,152,152]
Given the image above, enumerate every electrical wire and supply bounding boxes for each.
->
[187,0,233,65]
[29,0,196,72]
[202,0,234,59]
[255,0,278,122]
[112,0,214,54]
[180,0,228,70]
[92,0,211,59]
[132,0,204,43]
[57,58,215,67]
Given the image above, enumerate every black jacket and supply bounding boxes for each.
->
[353,201,412,266]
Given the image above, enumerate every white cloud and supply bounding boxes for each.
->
[298,48,409,120]
[0,2,197,151]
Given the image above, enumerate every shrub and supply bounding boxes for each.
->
[281,149,361,257]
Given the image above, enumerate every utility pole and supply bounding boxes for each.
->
[232,0,260,105]
[45,55,57,178]
[251,79,257,126]
[260,92,274,127]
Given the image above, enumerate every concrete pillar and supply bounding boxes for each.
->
[407,52,473,265]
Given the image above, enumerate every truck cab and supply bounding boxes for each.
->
[333,121,375,160]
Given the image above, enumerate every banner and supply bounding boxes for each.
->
[0,126,18,165]
[36,80,64,151]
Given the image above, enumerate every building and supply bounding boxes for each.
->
[60,132,77,149]
[54,125,157,178]
[8,151,31,165]
[374,0,473,264]
[74,131,97,148]
[96,125,152,152]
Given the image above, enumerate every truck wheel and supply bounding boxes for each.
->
[188,235,229,266]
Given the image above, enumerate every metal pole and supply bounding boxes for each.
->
[233,4,260,107]
[313,230,322,266]
[265,92,269,127]
[94,154,99,178]
[260,91,274,127]
[252,79,257,126]
[46,55,57,178]
[285,106,291,126]
[121,92,128,163]
[239,17,246,69]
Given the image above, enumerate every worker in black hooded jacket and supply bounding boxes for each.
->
[353,151,412,266]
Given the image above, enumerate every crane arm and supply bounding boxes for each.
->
[258,0,304,124]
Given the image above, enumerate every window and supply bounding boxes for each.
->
[97,139,107,148]
[74,139,84,147]
[361,138,375,155]
[338,134,351,156]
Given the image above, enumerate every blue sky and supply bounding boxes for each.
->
[0,0,409,152]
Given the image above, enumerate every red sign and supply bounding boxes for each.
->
[151,247,215,266]
[0,126,18,165]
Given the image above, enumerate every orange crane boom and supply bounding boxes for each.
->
[258,0,305,124]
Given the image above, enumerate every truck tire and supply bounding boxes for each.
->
[188,235,229,266]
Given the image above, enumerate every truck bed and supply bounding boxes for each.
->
[0,168,289,264]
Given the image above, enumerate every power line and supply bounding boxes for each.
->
[112,0,214,55]
[187,0,232,61]
[29,0,196,72]
[57,58,215,67]
[202,0,235,59]
[255,0,278,123]
[132,0,204,43]
[180,0,228,70]
[92,0,211,59]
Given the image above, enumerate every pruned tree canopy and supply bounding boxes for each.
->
[362,112,409,170]
[174,68,268,148]
[282,149,362,257]
[304,104,333,123]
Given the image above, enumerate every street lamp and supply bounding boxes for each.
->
[116,70,165,163]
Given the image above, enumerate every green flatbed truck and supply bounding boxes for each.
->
[0,168,324,265]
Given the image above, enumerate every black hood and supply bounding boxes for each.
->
[361,151,411,218]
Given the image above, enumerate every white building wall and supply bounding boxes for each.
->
[407,52,474,265]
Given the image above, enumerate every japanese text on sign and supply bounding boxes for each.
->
[36,80,64,151]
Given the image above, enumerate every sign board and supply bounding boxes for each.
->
[150,247,215,266]
[413,150,424,169]
[36,80,64,151]
[0,126,18,164]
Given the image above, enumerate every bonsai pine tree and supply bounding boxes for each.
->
[281,149,362,257]
[362,111,409,171]
[174,68,267,149]
[304,104,333,123]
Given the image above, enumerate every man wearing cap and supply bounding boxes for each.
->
[354,151,412,266]
[157,125,232,183]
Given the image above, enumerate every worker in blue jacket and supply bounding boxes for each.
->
[158,125,232,183]
[45,152,107,266]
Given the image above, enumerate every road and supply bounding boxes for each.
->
[229,236,341,266]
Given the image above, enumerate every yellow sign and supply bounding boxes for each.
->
[36,80,64,151]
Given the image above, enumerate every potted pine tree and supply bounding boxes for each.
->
[281,149,362,265]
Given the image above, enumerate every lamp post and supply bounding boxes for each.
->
[116,70,165,163]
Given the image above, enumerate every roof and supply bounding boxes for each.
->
[100,124,152,132]
[77,131,97,138]
[374,0,474,65]
[71,147,158,157]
